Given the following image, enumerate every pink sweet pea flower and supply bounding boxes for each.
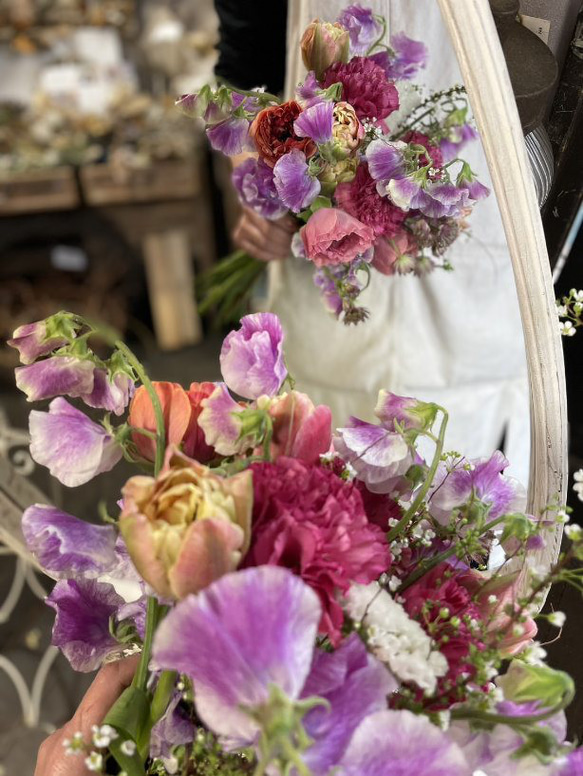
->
[266,391,332,465]
[301,208,375,268]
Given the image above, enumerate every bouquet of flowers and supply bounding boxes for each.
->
[9,310,583,776]
[181,5,489,325]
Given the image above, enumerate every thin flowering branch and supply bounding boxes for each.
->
[387,408,449,542]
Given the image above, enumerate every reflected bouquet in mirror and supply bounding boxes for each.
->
[180,5,489,325]
[9,310,583,776]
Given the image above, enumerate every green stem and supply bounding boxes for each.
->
[229,85,281,105]
[451,685,575,726]
[133,596,159,692]
[398,515,506,592]
[387,409,449,543]
[150,671,177,726]
[114,340,166,476]
[366,15,387,56]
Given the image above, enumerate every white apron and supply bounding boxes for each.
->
[268,0,531,483]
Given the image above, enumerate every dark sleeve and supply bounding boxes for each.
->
[213,0,288,95]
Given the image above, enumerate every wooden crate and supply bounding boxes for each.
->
[80,158,201,206]
[0,167,80,216]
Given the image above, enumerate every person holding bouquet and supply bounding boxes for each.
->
[213,0,531,484]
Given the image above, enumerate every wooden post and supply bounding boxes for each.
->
[142,229,202,351]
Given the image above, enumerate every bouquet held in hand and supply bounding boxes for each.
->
[182,5,489,324]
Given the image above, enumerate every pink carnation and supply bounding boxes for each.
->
[322,57,399,122]
[244,457,391,644]
[301,207,375,268]
[335,164,406,239]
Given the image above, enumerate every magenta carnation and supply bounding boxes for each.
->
[335,164,406,238]
[322,57,399,122]
[243,457,391,644]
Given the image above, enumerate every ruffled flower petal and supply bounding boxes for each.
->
[21,504,118,578]
[47,578,123,671]
[273,151,321,213]
[220,313,287,400]
[15,356,95,403]
[152,566,321,745]
[301,634,397,774]
[337,709,470,776]
[29,398,122,487]
[198,383,247,456]
[294,101,335,144]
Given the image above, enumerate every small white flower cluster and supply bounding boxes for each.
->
[565,523,583,542]
[62,731,85,756]
[547,610,566,628]
[522,641,548,665]
[557,288,583,336]
[92,724,118,749]
[345,582,448,695]
[573,470,583,503]
[411,521,436,548]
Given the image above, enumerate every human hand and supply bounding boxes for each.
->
[233,208,297,262]
[35,655,139,776]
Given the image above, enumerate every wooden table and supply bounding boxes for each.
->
[0,156,215,350]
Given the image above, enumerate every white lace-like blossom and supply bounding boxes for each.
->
[573,469,583,503]
[344,582,448,694]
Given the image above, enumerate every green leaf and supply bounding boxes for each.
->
[104,685,151,775]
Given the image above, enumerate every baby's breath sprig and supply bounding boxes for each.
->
[557,288,583,337]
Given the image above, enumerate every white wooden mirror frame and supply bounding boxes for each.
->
[437,0,569,579]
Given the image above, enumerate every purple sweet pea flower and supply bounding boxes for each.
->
[21,504,118,578]
[15,357,134,415]
[15,356,95,403]
[47,578,123,671]
[273,151,321,213]
[561,749,583,776]
[197,382,248,457]
[300,634,397,775]
[440,123,479,163]
[365,139,406,183]
[7,320,68,365]
[153,567,394,769]
[153,566,322,746]
[459,178,490,202]
[374,390,438,432]
[428,451,527,525]
[448,702,566,776]
[82,369,134,416]
[334,417,414,494]
[337,5,383,57]
[232,157,287,220]
[370,34,428,81]
[338,709,469,776]
[150,691,195,765]
[206,117,254,156]
[220,313,287,400]
[294,101,335,144]
[29,397,122,487]
[387,178,469,218]
[296,71,322,105]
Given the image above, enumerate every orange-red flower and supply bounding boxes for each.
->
[128,381,217,463]
[250,101,316,168]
